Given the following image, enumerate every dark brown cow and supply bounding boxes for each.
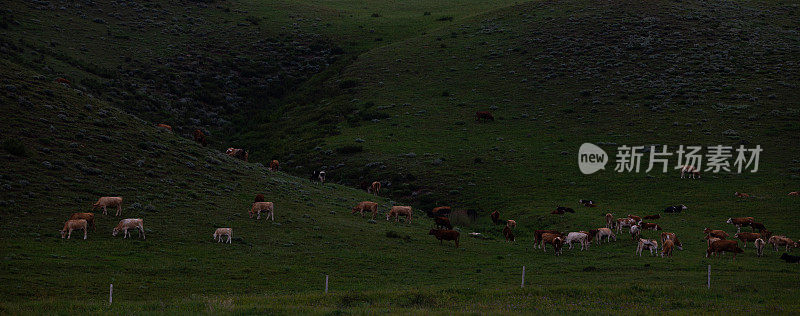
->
[434,216,453,230]
[503,226,515,242]
[193,129,207,146]
[69,212,95,232]
[490,211,500,224]
[429,229,460,248]
[226,148,248,162]
[640,222,662,231]
[269,160,279,171]
[706,240,744,259]
[254,194,265,202]
[734,232,763,248]
[432,206,452,217]
[704,228,729,239]
[726,217,755,233]
[534,230,562,249]
[475,111,494,122]
[540,233,563,255]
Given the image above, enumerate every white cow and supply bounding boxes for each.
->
[564,232,590,250]
[213,228,232,243]
[113,218,145,239]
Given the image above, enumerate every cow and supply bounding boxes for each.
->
[60,219,88,240]
[750,222,766,232]
[250,202,275,221]
[225,148,248,162]
[734,192,750,198]
[726,217,755,233]
[639,222,662,231]
[490,211,501,225]
[579,200,597,207]
[643,214,660,220]
[780,253,800,263]
[533,230,562,248]
[55,77,71,85]
[367,181,381,195]
[551,209,565,215]
[593,228,616,244]
[254,194,265,202]
[704,228,729,239]
[387,206,412,223]
[92,196,123,216]
[660,232,683,250]
[540,233,563,255]
[679,165,700,179]
[193,129,207,146]
[556,206,575,213]
[605,213,614,229]
[662,239,674,258]
[616,218,636,233]
[431,206,452,217]
[734,232,763,247]
[351,201,379,220]
[69,212,95,232]
[789,192,799,196]
[579,231,595,244]
[475,111,494,122]
[503,226,515,242]
[311,170,326,184]
[565,232,589,250]
[627,214,642,222]
[269,160,279,171]
[706,240,743,259]
[434,217,453,230]
[213,228,232,243]
[664,205,687,213]
[156,123,172,131]
[768,236,795,252]
[755,238,766,257]
[506,220,517,229]
[636,238,659,256]
[706,237,721,247]
[629,225,641,240]
[112,218,145,239]
[428,229,459,247]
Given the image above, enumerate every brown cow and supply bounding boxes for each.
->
[55,77,71,85]
[704,228,729,239]
[734,192,750,198]
[368,181,381,195]
[503,226,515,242]
[269,160,279,171]
[60,219,88,239]
[92,197,123,216]
[490,211,500,224]
[250,202,274,221]
[660,232,683,250]
[352,201,378,220]
[475,111,494,122]
[254,194,265,202]
[789,191,799,196]
[627,214,642,222]
[193,129,207,146]
[540,233,563,255]
[662,239,674,258]
[643,214,660,220]
[506,220,517,229]
[640,222,662,231]
[734,232,763,247]
[534,230,562,248]
[156,124,172,131]
[605,213,614,229]
[225,148,248,162]
[428,229,459,247]
[432,206,452,217]
[69,212,95,232]
[726,217,755,233]
[706,240,744,259]
[387,206,412,223]
[768,236,795,252]
[434,216,453,230]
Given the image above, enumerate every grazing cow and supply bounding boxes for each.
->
[506,220,517,229]
[726,217,755,233]
[580,231,595,243]
[156,123,172,131]
[789,192,799,196]
[664,205,687,213]
[639,222,662,231]
[706,237,721,247]
[540,233,563,255]
[627,214,642,222]
[60,219,88,240]
[490,211,501,225]
[755,238,766,257]
[704,228,729,239]
[503,226,515,242]
[213,228,232,243]
[760,230,773,240]
[565,232,589,250]
[734,192,750,198]
[250,202,275,221]
[351,201,379,220]
[193,129,207,146]
[92,196,123,216]
[643,214,660,220]
[254,194,265,203]
[660,232,683,250]
[475,111,494,122]
[269,160,280,171]
[367,181,381,195]
[636,238,659,256]
[679,165,700,179]
[734,232,763,247]
[706,240,743,259]
[69,212,95,232]
[662,239,674,258]
[629,225,641,240]
[431,206,452,217]
[225,148,248,162]
[428,229,459,247]
[556,206,575,213]
[750,222,766,232]
[311,170,326,184]
[533,230,562,248]
[768,236,795,252]
[780,253,800,263]
[616,218,636,233]
[387,206,412,223]
[55,77,71,85]
[112,218,145,239]
[434,216,453,230]
[605,213,614,229]
[593,228,616,244]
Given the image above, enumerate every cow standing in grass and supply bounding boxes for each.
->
[93,196,123,216]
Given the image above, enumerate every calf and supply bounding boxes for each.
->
[636,238,659,256]
[60,219,88,240]
[664,205,687,213]
[704,228,729,239]
[660,232,683,250]
[679,165,700,179]
[780,253,800,263]
[605,213,614,229]
[706,240,743,259]
[69,212,95,232]
[387,206,412,223]
[541,233,563,255]
[213,228,232,243]
[755,238,766,257]
[734,232,763,247]
[768,236,795,252]
[503,226,515,242]
[269,160,279,171]
[428,229,459,247]
[662,239,674,258]
[593,228,616,244]
[434,216,453,230]
[368,181,381,195]
[726,217,754,233]
[734,192,750,198]
[490,211,501,224]
[643,214,660,220]
[506,220,517,229]
[352,201,378,220]
[193,129,207,146]
[225,148,248,162]
[250,202,275,221]
[639,222,662,231]
[533,230,562,248]
[431,206,452,217]
[565,232,589,250]
[112,218,145,239]
[475,111,494,122]
[92,196,123,216]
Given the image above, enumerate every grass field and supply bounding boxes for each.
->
[2,0,800,313]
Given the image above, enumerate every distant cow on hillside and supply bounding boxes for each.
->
[311,170,326,184]
[193,129,207,146]
[226,148,248,162]
[269,160,279,171]
[368,181,381,195]
[475,111,494,122]
[429,229,459,247]
[352,201,379,220]
[92,196,123,216]
[156,124,172,131]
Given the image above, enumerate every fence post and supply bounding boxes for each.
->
[707,265,710,289]
[325,275,329,293]
[521,266,525,288]
[109,284,113,305]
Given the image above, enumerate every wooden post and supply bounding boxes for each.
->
[325,275,329,293]
[109,284,113,305]
[521,266,525,288]
[707,265,711,289]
